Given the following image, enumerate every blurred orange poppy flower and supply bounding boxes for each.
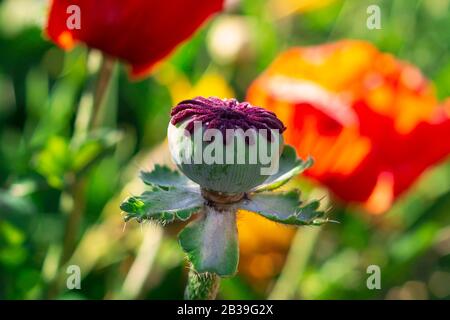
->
[46,0,224,78]
[247,40,450,213]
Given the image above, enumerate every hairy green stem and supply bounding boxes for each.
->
[185,269,220,300]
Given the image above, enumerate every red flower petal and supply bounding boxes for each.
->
[247,40,450,213]
[46,0,224,79]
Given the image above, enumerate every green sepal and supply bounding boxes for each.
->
[140,165,194,190]
[179,207,239,277]
[254,145,313,193]
[240,190,331,226]
[120,187,203,224]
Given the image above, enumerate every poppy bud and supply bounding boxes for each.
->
[168,97,286,194]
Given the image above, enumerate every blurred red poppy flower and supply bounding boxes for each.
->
[46,0,224,78]
[247,40,450,213]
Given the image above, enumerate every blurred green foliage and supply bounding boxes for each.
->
[0,0,449,300]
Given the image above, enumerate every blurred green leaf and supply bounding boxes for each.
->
[34,136,70,188]
[71,129,122,174]
[0,190,35,217]
[33,130,121,188]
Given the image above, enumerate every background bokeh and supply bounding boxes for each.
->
[1,0,450,299]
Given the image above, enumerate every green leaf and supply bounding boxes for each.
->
[120,187,203,224]
[30,81,78,148]
[71,129,122,174]
[140,165,194,189]
[179,207,239,277]
[240,190,329,226]
[0,191,35,217]
[34,136,71,188]
[34,131,121,189]
[254,145,313,192]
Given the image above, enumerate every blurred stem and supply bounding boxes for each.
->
[269,227,320,299]
[48,54,116,299]
[61,54,115,264]
[91,55,115,129]
[117,226,164,299]
[60,179,87,264]
[185,270,220,300]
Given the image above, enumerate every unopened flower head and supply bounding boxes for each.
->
[168,97,286,193]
